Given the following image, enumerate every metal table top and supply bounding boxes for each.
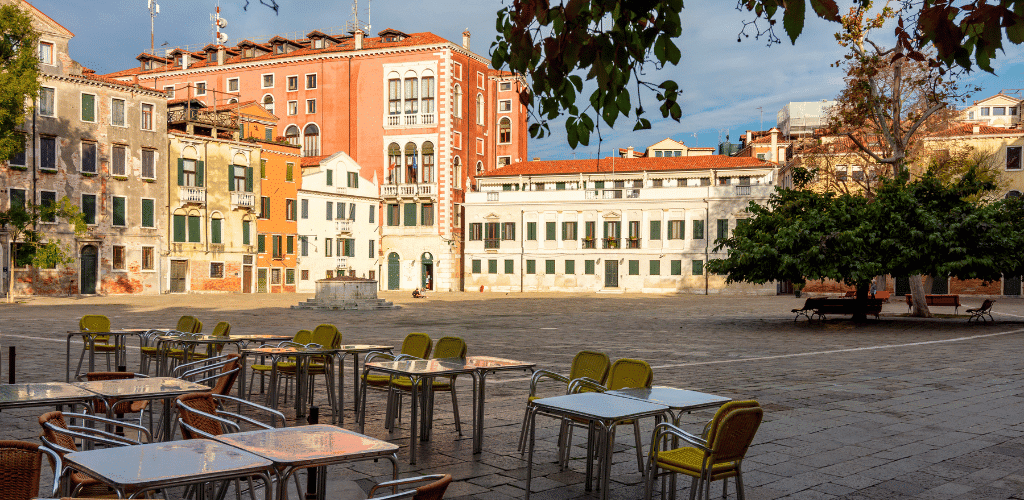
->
[0,382,96,409]
[213,424,399,468]
[367,356,533,376]
[73,377,209,399]
[338,344,393,353]
[63,439,273,491]
[67,329,150,336]
[607,386,732,411]
[241,345,339,356]
[532,392,669,421]
[222,334,294,342]
[465,355,535,371]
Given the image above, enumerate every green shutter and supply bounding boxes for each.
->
[585,260,595,275]
[112,197,125,226]
[272,235,280,257]
[692,260,704,275]
[345,238,353,257]
[195,161,204,187]
[565,260,575,274]
[545,260,555,274]
[488,259,497,274]
[526,260,536,274]
[717,219,729,240]
[246,167,254,192]
[504,259,514,274]
[693,220,704,239]
[404,203,416,226]
[326,170,333,186]
[257,234,266,253]
[242,221,251,245]
[527,222,537,240]
[188,216,201,242]
[386,204,396,226]
[472,259,481,273]
[173,214,186,242]
[545,222,556,240]
[650,220,661,240]
[629,260,639,275]
[141,199,154,227]
[286,163,294,181]
[671,260,682,275]
[211,218,222,244]
[228,165,235,191]
[260,159,266,179]
[81,94,94,121]
[650,260,660,275]
[83,195,96,225]
[177,158,185,186]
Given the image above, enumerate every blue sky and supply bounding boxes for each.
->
[31,0,1024,160]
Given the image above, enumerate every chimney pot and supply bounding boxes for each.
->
[354,30,364,50]
[217,47,226,65]
[182,53,190,69]
[973,125,980,134]
[462,29,471,50]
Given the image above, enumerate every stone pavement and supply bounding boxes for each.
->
[2,292,1023,499]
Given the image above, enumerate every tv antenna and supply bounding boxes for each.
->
[147,0,159,55]
[212,5,229,45]
[346,0,372,34]
[757,106,764,131]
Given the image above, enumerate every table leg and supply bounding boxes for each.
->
[352,353,361,412]
[473,371,484,454]
[585,421,595,491]
[296,356,308,418]
[66,334,73,382]
[525,407,537,500]
[238,353,249,413]
[336,352,346,425]
[358,365,369,433]
[600,421,612,500]
[161,396,172,442]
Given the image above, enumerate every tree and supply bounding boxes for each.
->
[491,1,1023,146]
[0,3,41,163]
[0,197,86,302]
[789,136,891,198]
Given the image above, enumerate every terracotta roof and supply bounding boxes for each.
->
[617,148,647,158]
[300,155,330,167]
[926,123,1024,138]
[481,156,776,177]
[750,135,791,144]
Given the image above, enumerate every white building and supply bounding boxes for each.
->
[297,152,380,292]
[463,156,780,294]
[777,101,836,137]
[962,93,1022,128]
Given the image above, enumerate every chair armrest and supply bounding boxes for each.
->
[650,422,710,454]
[175,401,242,435]
[367,490,416,500]
[38,444,62,497]
[63,412,153,442]
[365,351,396,364]
[212,394,286,428]
[394,354,422,361]
[369,474,449,497]
[568,377,607,394]
[42,421,141,449]
[529,369,570,397]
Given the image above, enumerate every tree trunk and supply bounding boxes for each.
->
[853,282,871,322]
[909,274,931,317]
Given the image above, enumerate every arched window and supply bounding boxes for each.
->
[227,98,238,104]
[302,123,320,157]
[404,75,419,114]
[405,142,418,183]
[499,117,511,143]
[452,83,462,118]
[284,125,300,146]
[453,156,462,189]
[1007,190,1022,199]
[387,73,401,115]
[421,141,434,183]
[421,75,434,114]
[476,160,484,175]
[387,143,401,184]
[476,93,484,125]
[262,94,274,115]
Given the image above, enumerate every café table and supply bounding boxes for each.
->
[335,344,393,421]
[524,392,670,500]
[360,355,534,464]
[210,424,400,500]
[239,345,341,421]
[60,439,274,499]
[607,386,731,425]
[64,329,150,381]
[0,382,96,412]
[157,333,294,378]
[73,376,210,440]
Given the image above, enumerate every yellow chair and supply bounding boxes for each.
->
[183,321,231,362]
[391,336,467,435]
[643,401,763,500]
[247,329,312,401]
[138,315,202,375]
[518,350,611,453]
[74,315,116,378]
[360,333,432,429]
[275,324,341,410]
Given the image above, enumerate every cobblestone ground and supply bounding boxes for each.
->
[2,292,1023,500]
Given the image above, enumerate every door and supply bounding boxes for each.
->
[604,260,618,288]
[1004,275,1021,296]
[257,268,268,293]
[387,252,400,290]
[242,265,252,293]
[80,245,98,294]
[895,276,910,296]
[169,260,187,293]
[421,252,434,290]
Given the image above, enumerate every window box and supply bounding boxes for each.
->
[10,165,28,171]
[81,172,97,177]
[113,176,128,181]
[143,178,156,183]
[40,168,57,174]
[603,237,620,249]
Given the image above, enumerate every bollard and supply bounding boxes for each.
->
[8,346,14,384]
[305,406,320,499]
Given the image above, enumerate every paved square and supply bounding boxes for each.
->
[2,292,1023,499]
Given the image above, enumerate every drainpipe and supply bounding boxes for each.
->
[704,184,710,295]
[520,209,524,293]
[204,142,209,255]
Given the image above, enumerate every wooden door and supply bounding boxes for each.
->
[242,265,252,293]
[604,260,618,288]
[387,252,400,290]
[170,260,187,293]
[80,245,98,294]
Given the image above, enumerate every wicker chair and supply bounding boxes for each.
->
[367,473,452,500]
[0,440,62,500]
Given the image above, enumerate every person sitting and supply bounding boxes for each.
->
[412,288,426,298]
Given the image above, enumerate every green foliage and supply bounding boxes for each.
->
[0,4,41,163]
[0,196,85,277]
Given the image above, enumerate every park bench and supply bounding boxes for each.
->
[966,299,996,323]
[793,298,883,321]
[905,294,961,314]
[792,297,826,322]
[843,290,890,302]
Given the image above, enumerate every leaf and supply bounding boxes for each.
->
[782,0,806,44]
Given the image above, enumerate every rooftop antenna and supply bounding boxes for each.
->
[757,106,764,131]
[347,0,371,34]
[691,132,698,147]
[212,5,229,45]
[147,0,159,55]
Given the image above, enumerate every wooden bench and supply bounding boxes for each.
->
[905,294,961,314]
[844,290,890,302]
[793,298,882,321]
[966,299,996,323]
[792,297,826,321]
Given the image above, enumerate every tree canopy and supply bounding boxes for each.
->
[0,3,41,163]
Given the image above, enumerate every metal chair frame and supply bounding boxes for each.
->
[0,440,63,499]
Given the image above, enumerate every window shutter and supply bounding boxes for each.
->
[257,234,266,253]
[195,161,204,187]
[345,238,354,257]
[211,219,222,244]
[545,222,555,240]
[349,203,356,220]
[141,199,154,227]
[177,158,184,186]
[287,235,294,254]
[404,203,416,226]
[386,204,394,226]
[286,163,293,181]
[326,202,333,220]
[228,165,235,191]
[242,221,251,245]
[188,216,201,242]
[272,236,280,257]
[650,220,661,240]
[173,214,186,242]
[112,197,125,226]
[326,170,333,186]
[505,259,514,274]
[301,199,308,219]
[246,167,254,192]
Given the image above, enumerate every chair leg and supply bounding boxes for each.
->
[518,403,532,454]
[688,476,698,500]
[75,347,87,379]
[450,382,462,436]
[633,420,645,472]
[735,467,745,500]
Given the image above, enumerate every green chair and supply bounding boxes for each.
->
[74,315,116,378]
[517,350,611,453]
[360,333,432,429]
[391,336,468,435]
[247,329,312,402]
[276,324,341,411]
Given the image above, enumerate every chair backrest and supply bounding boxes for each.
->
[291,329,313,345]
[211,321,231,337]
[177,316,200,333]
[402,333,433,359]
[0,440,46,500]
[433,336,467,359]
[211,354,242,396]
[568,350,611,385]
[708,405,763,463]
[37,412,76,455]
[414,473,453,500]
[176,393,223,439]
[311,324,342,349]
[79,315,110,332]
[85,372,135,382]
[705,400,761,445]
[982,299,995,311]
[606,358,653,391]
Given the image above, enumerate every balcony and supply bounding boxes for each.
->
[735,185,752,195]
[603,237,620,249]
[383,113,437,129]
[231,192,256,209]
[335,257,347,269]
[335,220,352,234]
[179,186,206,205]
[381,183,435,198]
[582,238,596,249]
[626,238,641,249]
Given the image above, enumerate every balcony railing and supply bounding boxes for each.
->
[603,238,620,249]
[484,238,499,249]
[336,257,347,268]
[626,238,641,249]
[336,220,352,234]
[381,183,435,197]
[383,113,437,128]
[736,185,752,195]
[582,238,596,249]
[231,192,255,208]
[179,186,206,204]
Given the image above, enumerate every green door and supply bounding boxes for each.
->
[257,268,268,293]
[80,245,98,294]
[387,252,400,290]
[604,260,618,288]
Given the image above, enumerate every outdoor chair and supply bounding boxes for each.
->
[643,401,763,500]
[74,315,117,379]
[140,315,203,374]
[517,350,611,453]
[184,321,231,362]
[967,299,996,323]
[359,333,432,429]
[0,440,62,500]
[273,324,341,411]
[79,371,151,433]
[365,473,452,500]
[246,329,312,402]
[390,336,468,435]
[176,353,242,396]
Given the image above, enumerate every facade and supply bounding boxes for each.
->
[777,101,836,137]
[296,152,380,292]
[961,93,1022,128]
[106,28,530,292]
[462,156,779,294]
[735,128,790,163]
[618,138,714,159]
[1,0,168,296]
[921,122,1024,198]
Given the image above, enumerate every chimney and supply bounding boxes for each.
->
[462,29,471,50]
[973,125,980,135]
[745,130,752,146]
[532,157,540,161]
[182,52,190,69]
[626,146,634,158]
[354,29,364,50]
[769,127,779,163]
[217,46,226,65]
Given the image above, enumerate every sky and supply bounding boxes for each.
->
[29,0,1024,161]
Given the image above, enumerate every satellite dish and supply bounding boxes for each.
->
[217,32,229,44]
[216,18,228,28]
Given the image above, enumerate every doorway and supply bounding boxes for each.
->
[242,265,252,293]
[257,268,268,293]
[80,245,98,294]
[387,252,400,290]
[169,259,187,293]
[604,260,618,288]
[421,252,434,290]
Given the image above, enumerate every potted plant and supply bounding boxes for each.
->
[794,282,804,298]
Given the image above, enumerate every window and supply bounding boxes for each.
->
[421,77,434,114]
[525,221,537,240]
[561,221,577,240]
[207,216,221,244]
[38,41,54,64]
[505,259,514,274]
[369,204,375,223]
[303,124,320,156]
[39,136,56,171]
[585,260,595,275]
[242,221,251,245]
[108,195,125,227]
[404,203,417,226]
[500,82,512,91]
[286,269,295,285]
[502,222,516,240]
[386,204,399,226]
[545,221,556,240]
[488,259,498,274]
[301,270,309,281]
[326,201,334,220]
[39,87,55,116]
[603,221,621,247]
[336,202,344,220]
[477,72,485,89]
[476,93,484,125]
[81,93,95,122]
[692,220,705,239]
[369,240,375,258]
[404,77,419,114]
[262,94,274,115]
[453,157,462,189]
[484,222,500,248]
[140,103,154,130]
[141,199,155,228]
[301,199,308,219]
[9,189,25,211]
[326,169,333,186]
[111,98,126,127]
[262,74,274,88]
[272,235,283,259]
[287,75,298,91]
[499,117,511,143]
[994,107,1007,116]
[188,215,201,242]
[142,247,154,270]
[1007,146,1022,170]
[628,260,640,275]
[469,222,482,241]
[257,234,267,253]
[284,162,294,182]
[471,259,481,274]
[180,158,198,186]
[163,85,175,98]
[650,220,662,240]
[271,268,282,285]
[287,235,294,254]
[692,260,704,275]
[717,219,729,241]
[498,156,511,169]
[111,145,127,176]
[195,82,207,95]
[388,78,401,115]
[287,101,297,115]
[227,78,239,92]
[284,125,300,146]
[650,260,661,275]
[112,246,126,270]
[981,107,990,116]
[347,172,359,188]
[565,260,575,274]
[232,165,247,191]
[285,199,297,220]
[306,74,317,89]
[499,99,512,112]
[305,99,317,114]
[526,260,536,274]
[324,238,334,256]
[82,194,96,225]
[260,196,270,218]
[421,203,434,226]
[422,141,435,182]
[39,191,56,222]
[453,84,462,117]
